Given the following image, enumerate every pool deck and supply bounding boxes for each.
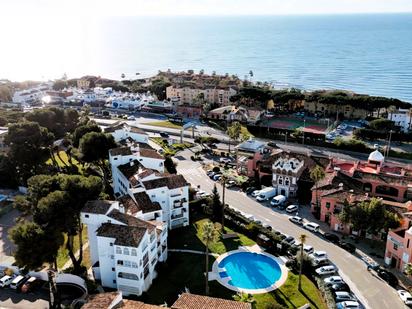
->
[210,245,288,294]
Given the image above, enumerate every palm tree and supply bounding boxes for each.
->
[388,105,396,121]
[404,263,412,277]
[310,165,326,213]
[298,233,307,291]
[219,173,228,233]
[202,221,217,295]
[226,121,241,155]
[233,292,255,304]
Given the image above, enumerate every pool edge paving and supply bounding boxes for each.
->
[210,245,288,294]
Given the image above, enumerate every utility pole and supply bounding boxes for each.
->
[302,119,306,145]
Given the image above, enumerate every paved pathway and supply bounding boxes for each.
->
[62,242,89,270]
[176,148,407,309]
[169,248,219,257]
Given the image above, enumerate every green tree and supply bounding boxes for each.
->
[202,221,218,295]
[368,118,396,131]
[298,233,307,291]
[5,121,54,184]
[310,165,325,212]
[339,198,400,234]
[0,155,18,188]
[211,184,222,222]
[164,155,177,174]
[404,263,412,277]
[9,221,64,270]
[52,80,68,91]
[226,121,241,153]
[79,132,116,184]
[72,122,102,147]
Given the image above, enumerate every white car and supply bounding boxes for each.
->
[251,190,261,197]
[288,216,303,225]
[312,256,329,267]
[303,222,320,232]
[315,265,336,276]
[285,204,298,213]
[127,116,136,120]
[294,243,314,254]
[397,290,412,305]
[0,275,13,288]
[336,300,360,309]
[324,276,344,286]
[309,251,328,260]
[219,157,232,164]
[334,291,356,302]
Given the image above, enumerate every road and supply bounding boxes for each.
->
[175,148,406,309]
[93,117,412,165]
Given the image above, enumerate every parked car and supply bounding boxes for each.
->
[270,194,287,206]
[303,222,320,233]
[0,275,13,288]
[288,216,303,225]
[219,157,232,164]
[331,282,351,292]
[336,301,360,309]
[20,277,38,293]
[324,233,340,244]
[339,241,356,253]
[213,174,222,181]
[315,265,337,276]
[127,116,135,120]
[159,132,169,138]
[282,236,296,246]
[245,187,256,195]
[293,243,314,254]
[251,190,261,197]
[225,180,236,188]
[309,251,328,260]
[376,268,398,287]
[324,276,344,286]
[334,291,356,302]
[257,187,277,202]
[312,256,330,267]
[397,290,412,305]
[10,275,27,290]
[285,204,298,213]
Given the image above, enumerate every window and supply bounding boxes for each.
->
[109,243,113,247]
[123,248,130,255]
[408,239,410,249]
[394,243,398,251]
[117,260,124,266]
[124,261,131,267]
[112,267,115,272]
[326,202,331,209]
[131,249,137,256]
[111,255,114,259]
[85,214,89,218]
[132,262,138,268]
[278,178,283,185]
[285,178,290,186]
[113,280,116,284]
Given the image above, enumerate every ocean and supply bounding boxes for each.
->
[2,14,412,102]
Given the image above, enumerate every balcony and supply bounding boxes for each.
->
[171,218,188,228]
[171,212,184,220]
[143,253,149,266]
[144,266,149,279]
[173,198,187,209]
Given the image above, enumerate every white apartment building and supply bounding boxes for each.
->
[389,108,412,132]
[81,200,168,297]
[104,122,149,144]
[12,84,52,105]
[272,156,305,198]
[166,85,236,106]
[109,144,189,230]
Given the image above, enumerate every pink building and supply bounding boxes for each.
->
[385,201,412,271]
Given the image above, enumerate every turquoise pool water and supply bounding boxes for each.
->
[218,252,282,290]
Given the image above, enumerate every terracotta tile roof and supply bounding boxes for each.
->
[107,209,156,231]
[129,126,147,134]
[140,148,164,160]
[122,299,166,309]
[104,122,125,133]
[82,200,115,215]
[96,223,147,247]
[143,174,188,190]
[118,161,142,179]
[83,292,120,309]
[109,147,133,156]
[171,293,251,309]
[133,192,162,213]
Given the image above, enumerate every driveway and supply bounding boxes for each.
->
[176,149,406,309]
[0,288,49,309]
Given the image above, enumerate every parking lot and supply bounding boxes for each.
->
[0,286,49,309]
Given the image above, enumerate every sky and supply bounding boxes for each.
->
[1,0,412,18]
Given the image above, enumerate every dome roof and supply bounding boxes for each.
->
[368,150,384,162]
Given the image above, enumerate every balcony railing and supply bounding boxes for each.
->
[171,212,184,220]
[143,253,149,266]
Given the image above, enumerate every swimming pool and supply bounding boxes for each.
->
[217,251,285,291]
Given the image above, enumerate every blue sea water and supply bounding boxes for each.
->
[218,252,282,289]
[92,14,412,102]
[3,14,412,102]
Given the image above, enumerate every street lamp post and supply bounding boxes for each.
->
[386,130,393,158]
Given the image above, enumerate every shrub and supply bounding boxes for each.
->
[315,277,336,309]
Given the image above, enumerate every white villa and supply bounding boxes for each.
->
[388,108,412,132]
[81,200,167,296]
[104,122,149,144]
[272,156,305,198]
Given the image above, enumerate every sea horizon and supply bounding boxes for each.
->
[2,13,412,102]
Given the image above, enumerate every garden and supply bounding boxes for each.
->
[141,206,327,309]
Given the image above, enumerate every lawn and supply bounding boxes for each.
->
[56,226,88,269]
[45,150,84,173]
[151,137,192,156]
[146,120,183,129]
[145,214,327,309]
[241,125,254,138]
